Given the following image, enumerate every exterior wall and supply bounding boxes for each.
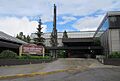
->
[100,27,120,55]
[30,31,95,47]
[100,30,109,55]
[108,29,120,53]
[43,38,51,47]
[94,12,120,55]
[44,38,63,47]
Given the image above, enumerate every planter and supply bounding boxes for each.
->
[0,58,55,66]
[104,58,120,66]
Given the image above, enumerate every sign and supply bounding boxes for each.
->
[19,44,45,55]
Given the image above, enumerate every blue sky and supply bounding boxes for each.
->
[0,0,120,36]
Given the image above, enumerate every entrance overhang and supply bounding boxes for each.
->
[46,46,103,50]
[62,38,94,43]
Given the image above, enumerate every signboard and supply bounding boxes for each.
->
[19,44,45,56]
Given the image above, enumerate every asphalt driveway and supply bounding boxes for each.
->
[0,58,120,81]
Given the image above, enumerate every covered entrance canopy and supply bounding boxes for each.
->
[46,38,103,58]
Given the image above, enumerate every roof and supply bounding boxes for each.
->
[107,11,120,16]
[94,11,120,37]
[0,31,27,44]
[62,38,94,43]
[31,31,95,39]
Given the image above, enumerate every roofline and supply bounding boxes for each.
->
[0,38,24,45]
[31,31,96,34]
[0,31,27,44]
[93,11,120,38]
[107,11,120,16]
[93,13,108,37]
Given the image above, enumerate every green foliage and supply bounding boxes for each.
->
[108,51,120,58]
[33,19,45,44]
[94,38,101,46]
[58,50,66,58]
[16,54,50,59]
[63,30,68,39]
[0,50,17,59]
[26,35,31,43]
[16,32,31,43]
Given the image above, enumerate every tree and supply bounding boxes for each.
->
[19,32,23,38]
[33,19,45,45]
[16,32,24,40]
[94,37,101,46]
[16,32,31,43]
[63,30,68,39]
[26,35,31,43]
[16,32,23,40]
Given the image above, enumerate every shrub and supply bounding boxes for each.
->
[0,50,17,59]
[16,55,50,59]
[108,51,120,58]
[58,50,66,58]
[16,54,31,59]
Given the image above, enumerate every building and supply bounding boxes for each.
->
[94,11,120,57]
[0,31,27,53]
[31,31,102,58]
[31,31,96,47]
[31,11,120,58]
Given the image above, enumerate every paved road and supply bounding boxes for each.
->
[0,58,98,76]
[1,67,120,81]
[0,58,120,81]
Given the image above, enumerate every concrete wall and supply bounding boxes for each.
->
[44,38,63,47]
[100,30,109,55]
[108,29,120,53]
[100,29,120,55]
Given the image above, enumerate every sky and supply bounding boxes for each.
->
[0,0,120,36]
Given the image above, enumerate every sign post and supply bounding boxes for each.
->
[42,47,45,57]
[19,44,45,56]
[19,45,22,56]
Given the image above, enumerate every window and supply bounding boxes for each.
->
[95,18,109,37]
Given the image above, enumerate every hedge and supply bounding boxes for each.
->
[0,50,17,59]
[108,52,120,58]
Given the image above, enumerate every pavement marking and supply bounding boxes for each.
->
[0,67,89,80]
[0,69,69,80]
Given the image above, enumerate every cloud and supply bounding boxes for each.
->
[50,0,120,16]
[0,0,119,20]
[0,0,53,22]
[0,17,47,36]
[72,15,104,31]
[58,16,77,25]
[0,0,120,35]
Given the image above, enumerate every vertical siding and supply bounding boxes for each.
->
[100,30,109,55]
[109,29,120,53]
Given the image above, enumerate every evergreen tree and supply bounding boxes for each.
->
[26,35,31,43]
[16,34,21,39]
[19,32,23,38]
[16,32,31,43]
[63,30,68,39]
[16,32,24,40]
[33,19,45,45]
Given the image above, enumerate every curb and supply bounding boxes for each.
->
[0,69,68,80]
